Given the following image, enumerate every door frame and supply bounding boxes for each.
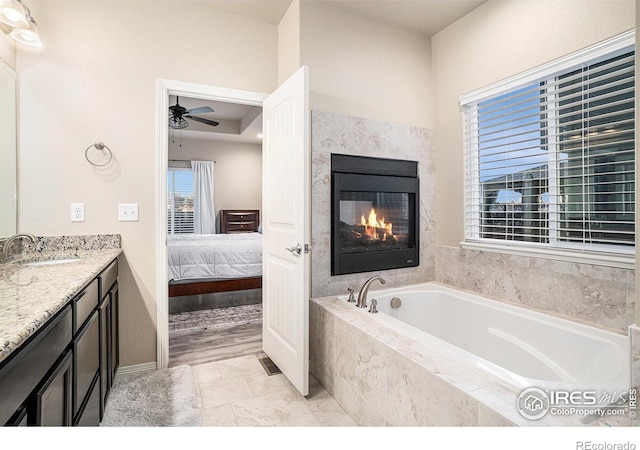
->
[155,79,268,369]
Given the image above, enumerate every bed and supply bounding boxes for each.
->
[168,232,262,297]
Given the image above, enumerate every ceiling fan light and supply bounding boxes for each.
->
[169,115,189,130]
[10,15,42,47]
[0,0,27,28]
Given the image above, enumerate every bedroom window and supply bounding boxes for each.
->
[168,166,195,234]
[461,33,635,260]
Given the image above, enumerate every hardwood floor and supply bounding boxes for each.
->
[169,320,263,367]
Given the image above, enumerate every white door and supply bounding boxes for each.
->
[262,66,311,396]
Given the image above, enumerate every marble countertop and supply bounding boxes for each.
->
[0,248,122,365]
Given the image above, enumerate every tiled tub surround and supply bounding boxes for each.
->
[0,235,122,363]
[435,245,635,334]
[310,292,631,427]
[311,111,435,298]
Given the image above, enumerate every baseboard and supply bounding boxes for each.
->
[116,361,157,376]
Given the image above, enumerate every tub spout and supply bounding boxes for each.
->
[356,276,386,308]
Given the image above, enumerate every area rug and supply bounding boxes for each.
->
[101,365,202,427]
[169,303,262,333]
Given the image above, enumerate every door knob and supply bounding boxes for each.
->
[286,243,302,255]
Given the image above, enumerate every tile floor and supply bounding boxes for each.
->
[166,304,355,426]
[192,353,356,426]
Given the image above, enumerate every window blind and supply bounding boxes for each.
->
[168,166,195,235]
[462,39,635,254]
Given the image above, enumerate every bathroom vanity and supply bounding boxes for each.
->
[0,247,121,426]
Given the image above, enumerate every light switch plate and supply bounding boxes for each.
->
[71,203,85,222]
[118,203,139,222]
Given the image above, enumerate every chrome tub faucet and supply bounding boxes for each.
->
[356,276,386,308]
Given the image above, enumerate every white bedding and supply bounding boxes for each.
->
[168,233,262,281]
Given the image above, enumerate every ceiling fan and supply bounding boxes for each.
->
[168,96,220,129]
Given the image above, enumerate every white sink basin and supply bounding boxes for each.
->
[22,258,81,267]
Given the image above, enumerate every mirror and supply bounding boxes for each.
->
[0,58,17,238]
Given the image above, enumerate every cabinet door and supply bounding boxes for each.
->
[98,281,119,420]
[75,375,100,427]
[32,350,73,426]
[73,312,99,419]
[5,406,28,426]
[109,282,119,385]
[98,296,110,420]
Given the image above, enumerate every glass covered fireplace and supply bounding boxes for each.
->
[331,154,419,275]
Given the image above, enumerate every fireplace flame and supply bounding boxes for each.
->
[360,208,393,240]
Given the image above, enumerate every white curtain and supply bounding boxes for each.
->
[192,160,216,234]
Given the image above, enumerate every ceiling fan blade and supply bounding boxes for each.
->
[186,106,214,115]
[186,115,220,127]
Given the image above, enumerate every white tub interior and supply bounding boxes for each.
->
[339,282,629,394]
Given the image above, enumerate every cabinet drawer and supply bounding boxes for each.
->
[226,221,257,232]
[226,212,257,223]
[99,259,118,299]
[73,279,98,333]
[0,305,72,425]
[73,312,99,418]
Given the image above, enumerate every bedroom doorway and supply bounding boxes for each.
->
[156,80,268,371]
[164,95,265,367]
[156,69,311,396]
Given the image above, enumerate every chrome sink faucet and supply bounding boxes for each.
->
[356,276,386,308]
[1,233,36,260]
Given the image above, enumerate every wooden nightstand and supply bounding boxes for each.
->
[220,209,260,233]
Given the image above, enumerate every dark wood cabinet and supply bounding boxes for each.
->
[0,257,119,427]
[75,376,100,427]
[0,304,72,425]
[98,260,119,420]
[221,209,259,233]
[73,311,99,422]
[32,350,73,426]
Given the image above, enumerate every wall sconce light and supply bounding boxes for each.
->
[0,0,42,47]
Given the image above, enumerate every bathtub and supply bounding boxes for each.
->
[337,282,629,400]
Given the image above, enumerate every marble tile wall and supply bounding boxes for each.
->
[311,111,435,298]
[435,245,635,334]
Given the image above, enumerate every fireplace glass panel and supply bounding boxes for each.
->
[339,191,412,254]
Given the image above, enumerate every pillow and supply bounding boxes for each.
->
[258,224,262,234]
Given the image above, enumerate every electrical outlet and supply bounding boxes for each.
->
[119,203,139,222]
[71,203,85,222]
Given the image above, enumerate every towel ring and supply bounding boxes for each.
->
[85,142,113,167]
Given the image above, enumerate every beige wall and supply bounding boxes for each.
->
[0,31,15,68]
[16,1,278,367]
[432,0,635,247]
[300,2,433,130]
[1,33,16,238]
[168,137,262,230]
[278,0,301,84]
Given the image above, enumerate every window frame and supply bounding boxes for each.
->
[460,31,635,269]
[167,163,195,235]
